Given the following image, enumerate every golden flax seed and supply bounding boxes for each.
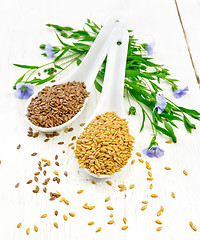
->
[17,223,22,228]
[189,222,197,231]
[156,227,163,231]
[147,177,154,181]
[107,220,115,224]
[136,152,141,157]
[142,201,148,204]
[183,170,188,176]
[157,210,161,216]
[155,220,162,224]
[160,206,164,212]
[110,214,114,218]
[107,206,114,210]
[63,214,68,221]
[77,190,84,194]
[26,228,30,235]
[141,205,147,211]
[151,194,158,198]
[148,171,152,177]
[131,160,135,165]
[88,221,94,225]
[54,222,58,228]
[96,227,102,232]
[165,140,172,144]
[123,217,127,224]
[121,226,128,230]
[171,192,175,198]
[91,180,96,184]
[69,212,75,217]
[34,225,38,232]
[150,184,153,190]
[138,158,144,163]
[40,214,47,218]
[164,167,171,170]
[105,196,110,202]
[106,181,112,186]
[130,184,135,189]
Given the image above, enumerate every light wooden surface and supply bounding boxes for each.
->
[0,0,200,239]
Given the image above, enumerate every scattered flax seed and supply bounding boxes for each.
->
[55,161,59,166]
[58,142,64,145]
[68,143,74,147]
[27,180,32,184]
[80,123,85,126]
[34,176,38,182]
[160,206,164,212]
[41,158,48,162]
[71,136,76,141]
[69,212,75,217]
[136,152,141,157]
[89,206,95,210]
[107,206,114,210]
[157,210,161,216]
[150,184,153,190]
[64,128,68,133]
[38,72,41,76]
[147,177,154,181]
[17,223,22,228]
[16,144,21,150]
[54,171,59,176]
[138,158,144,163]
[105,196,110,202]
[43,187,47,193]
[47,160,51,166]
[107,220,115,224]
[165,140,172,144]
[31,152,37,156]
[183,170,188,176]
[151,194,158,198]
[55,211,58,216]
[59,197,65,202]
[15,183,20,188]
[34,172,40,176]
[40,214,47,218]
[118,184,125,189]
[123,217,127,224]
[34,225,38,232]
[88,221,94,225]
[120,187,126,192]
[71,146,75,150]
[148,171,152,177]
[156,227,163,231]
[106,181,112,186]
[64,171,68,177]
[44,138,50,142]
[164,167,171,170]
[68,127,74,132]
[62,150,65,153]
[110,214,114,218]
[189,222,197,231]
[43,170,47,176]
[96,227,102,232]
[54,222,58,228]
[130,184,135,189]
[142,201,148,204]
[77,190,84,194]
[121,226,128,230]
[33,132,39,138]
[155,220,162,224]
[55,155,58,160]
[63,214,68,221]
[131,160,135,165]
[64,199,69,205]
[26,228,30,235]
[171,192,175,198]
[141,205,147,211]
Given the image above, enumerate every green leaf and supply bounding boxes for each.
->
[94,79,102,92]
[153,124,177,142]
[164,122,177,141]
[13,64,39,69]
[46,24,73,31]
[56,33,68,47]
[179,107,200,117]
[160,113,183,122]
[54,48,68,62]
[76,58,82,66]
[13,73,26,89]
[54,64,63,70]
[140,109,145,132]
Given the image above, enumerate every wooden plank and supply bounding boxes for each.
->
[175,0,200,84]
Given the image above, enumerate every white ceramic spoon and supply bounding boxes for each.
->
[24,16,126,133]
[77,28,129,179]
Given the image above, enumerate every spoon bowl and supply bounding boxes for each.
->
[24,15,126,133]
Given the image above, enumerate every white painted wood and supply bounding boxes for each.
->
[176,0,200,83]
[0,0,200,239]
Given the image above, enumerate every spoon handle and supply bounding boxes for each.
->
[97,28,129,117]
[78,15,126,90]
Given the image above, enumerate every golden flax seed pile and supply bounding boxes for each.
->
[74,112,134,176]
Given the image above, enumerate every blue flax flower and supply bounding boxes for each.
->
[154,94,167,114]
[45,43,55,58]
[145,42,155,56]
[173,86,188,99]
[14,83,34,99]
[143,145,164,158]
